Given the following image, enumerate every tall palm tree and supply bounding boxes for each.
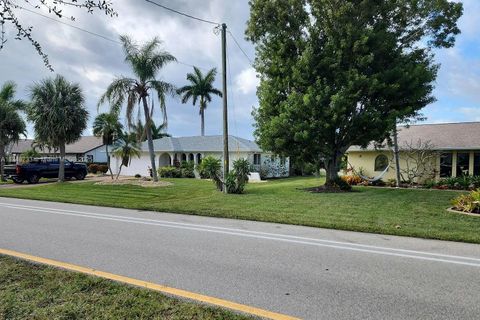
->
[177,67,222,136]
[93,113,123,179]
[99,35,176,182]
[111,130,141,179]
[132,120,170,142]
[0,81,27,181]
[28,75,89,182]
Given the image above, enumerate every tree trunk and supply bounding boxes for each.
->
[106,144,113,179]
[0,143,5,182]
[393,126,401,188]
[200,107,205,136]
[324,152,342,186]
[142,96,159,182]
[59,143,66,182]
[200,97,205,136]
[116,163,123,180]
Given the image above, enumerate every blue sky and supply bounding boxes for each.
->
[0,0,479,140]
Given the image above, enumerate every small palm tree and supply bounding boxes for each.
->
[0,81,27,181]
[177,67,222,136]
[99,35,176,182]
[111,131,141,179]
[93,113,123,179]
[28,75,89,182]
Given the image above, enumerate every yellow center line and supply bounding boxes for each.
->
[0,248,300,320]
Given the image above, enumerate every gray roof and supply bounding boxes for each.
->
[348,122,480,152]
[10,136,104,154]
[144,135,263,153]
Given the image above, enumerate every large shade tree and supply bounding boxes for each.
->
[28,75,89,182]
[177,67,222,136]
[93,113,123,179]
[246,0,463,187]
[99,35,176,182]
[0,81,26,181]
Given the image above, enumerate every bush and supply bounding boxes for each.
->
[341,175,362,186]
[437,176,480,190]
[88,164,99,174]
[199,156,223,190]
[97,165,109,174]
[134,174,141,178]
[180,161,195,178]
[452,189,480,213]
[158,166,182,178]
[227,158,251,194]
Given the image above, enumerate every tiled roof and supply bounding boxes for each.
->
[9,136,104,154]
[144,135,263,153]
[348,122,480,152]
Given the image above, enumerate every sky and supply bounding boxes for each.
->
[0,0,479,141]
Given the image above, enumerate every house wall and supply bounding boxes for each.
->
[347,150,480,182]
[112,151,290,178]
[83,146,108,163]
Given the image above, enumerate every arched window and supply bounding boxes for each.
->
[374,154,389,171]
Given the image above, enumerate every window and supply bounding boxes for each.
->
[280,156,286,166]
[374,155,388,171]
[474,153,480,176]
[253,154,261,165]
[86,155,93,163]
[456,152,470,176]
[440,153,453,178]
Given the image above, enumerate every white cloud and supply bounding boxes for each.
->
[234,67,259,95]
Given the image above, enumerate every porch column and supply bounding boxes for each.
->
[469,151,475,176]
[435,154,441,181]
[452,151,458,177]
[170,153,175,166]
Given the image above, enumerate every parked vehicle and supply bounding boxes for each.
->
[3,158,88,184]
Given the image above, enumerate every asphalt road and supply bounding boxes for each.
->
[0,197,479,320]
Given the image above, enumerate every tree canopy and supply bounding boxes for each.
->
[246,0,463,186]
[0,81,26,181]
[99,35,177,182]
[0,1,116,70]
[28,75,88,181]
[177,67,222,136]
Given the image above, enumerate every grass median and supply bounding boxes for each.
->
[0,176,478,243]
[0,255,252,320]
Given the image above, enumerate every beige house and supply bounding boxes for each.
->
[347,122,480,182]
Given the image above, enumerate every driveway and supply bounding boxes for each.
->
[0,197,479,319]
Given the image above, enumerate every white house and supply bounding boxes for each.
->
[112,135,290,178]
[8,136,108,163]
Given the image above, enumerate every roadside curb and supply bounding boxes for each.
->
[0,248,300,320]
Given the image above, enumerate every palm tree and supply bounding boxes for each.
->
[93,113,123,179]
[28,75,89,182]
[111,130,141,179]
[132,120,170,142]
[0,81,27,181]
[99,35,176,182]
[177,67,222,136]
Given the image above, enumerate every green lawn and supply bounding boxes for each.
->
[0,177,478,243]
[0,255,251,320]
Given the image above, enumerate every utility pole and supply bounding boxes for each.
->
[221,23,229,193]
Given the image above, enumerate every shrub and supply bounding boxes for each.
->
[134,174,141,178]
[197,156,223,190]
[97,165,109,174]
[341,175,362,186]
[452,189,480,213]
[88,164,99,174]
[227,158,251,194]
[180,161,195,178]
[386,178,397,187]
[423,179,437,189]
[158,166,182,178]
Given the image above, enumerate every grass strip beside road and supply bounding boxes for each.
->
[0,177,478,243]
[0,254,255,320]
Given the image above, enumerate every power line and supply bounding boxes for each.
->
[228,30,253,65]
[17,5,214,70]
[144,0,221,26]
